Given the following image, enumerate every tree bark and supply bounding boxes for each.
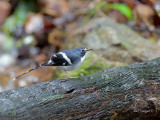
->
[0,58,160,120]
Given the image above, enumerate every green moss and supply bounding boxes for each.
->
[41,94,65,103]
[102,74,111,80]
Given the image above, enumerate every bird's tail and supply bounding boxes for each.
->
[14,61,50,80]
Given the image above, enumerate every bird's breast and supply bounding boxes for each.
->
[58,56,85,71]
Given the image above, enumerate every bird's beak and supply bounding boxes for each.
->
[85,48,92,52]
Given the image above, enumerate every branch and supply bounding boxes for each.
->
[0,58,160,120]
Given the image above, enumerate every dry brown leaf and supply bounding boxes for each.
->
[134,3,155,31]
[39,0,71,17]
[0,1,11,26]
[48,29,64,48]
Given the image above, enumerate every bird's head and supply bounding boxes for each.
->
[75,47,92,57]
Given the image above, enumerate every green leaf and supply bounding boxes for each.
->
[83,1,107,23]
[108,3,132,19]
[2,0,37,34]
[3,34,14,51]
[2,16,16,34]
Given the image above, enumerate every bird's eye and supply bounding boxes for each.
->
[81,49,84,52]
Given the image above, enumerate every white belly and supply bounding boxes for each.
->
[58,56,85,71]
[58,62,82,71]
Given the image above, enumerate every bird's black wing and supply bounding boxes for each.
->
[50,53,70,66]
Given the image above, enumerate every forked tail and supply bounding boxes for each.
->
[14,61,49,80]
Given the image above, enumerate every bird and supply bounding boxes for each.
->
[14,47,92,80]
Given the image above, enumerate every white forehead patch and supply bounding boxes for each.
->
[63,63,66,65]
[54,54,57,57]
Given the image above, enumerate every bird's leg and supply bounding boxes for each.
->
[63,70,77,79]
[63,70,71,79]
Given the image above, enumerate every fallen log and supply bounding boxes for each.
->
[0,57,160,120]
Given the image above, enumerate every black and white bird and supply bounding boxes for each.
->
[14,47,92,80]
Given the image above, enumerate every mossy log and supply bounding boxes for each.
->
[0,58,160,120]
